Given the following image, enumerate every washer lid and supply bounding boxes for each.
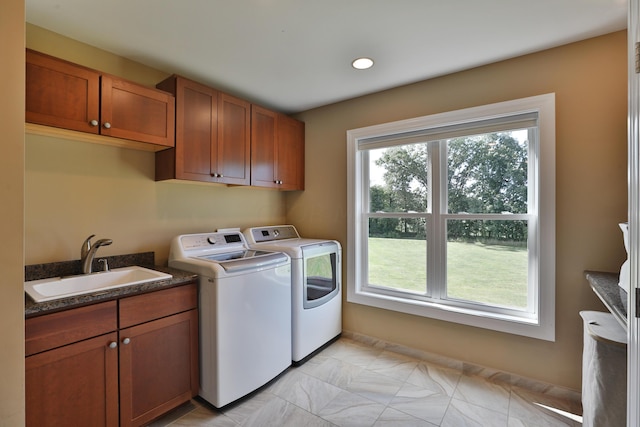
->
[195,251,289,272]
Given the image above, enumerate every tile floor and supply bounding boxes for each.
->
[154,337,583,427]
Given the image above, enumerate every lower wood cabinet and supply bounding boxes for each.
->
[119,307,198,426]
[25,283,198,427]
[26,331,120,427]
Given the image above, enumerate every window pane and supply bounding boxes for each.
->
[367,218,426,293]
[447,131,529,214]
[446,219,528,310]
[368,144,428,213]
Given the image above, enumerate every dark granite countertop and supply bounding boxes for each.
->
[585,270,627,329]
[24,252,198,318]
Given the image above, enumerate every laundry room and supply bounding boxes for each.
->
[6,2,631,425]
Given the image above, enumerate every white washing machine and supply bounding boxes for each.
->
[169,231,291,408]
[243,225,341,363]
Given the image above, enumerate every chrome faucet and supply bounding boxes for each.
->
[81,234,113,274]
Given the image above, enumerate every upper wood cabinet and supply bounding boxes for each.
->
[26,49,175,149]
[155,75,250,185]
[251,106,305,190]
[275,113,305,191]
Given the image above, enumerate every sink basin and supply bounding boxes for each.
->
[25,266,173,302]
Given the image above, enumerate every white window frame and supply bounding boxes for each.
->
[346,94,556,341]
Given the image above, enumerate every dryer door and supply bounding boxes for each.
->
[302,242,340,309]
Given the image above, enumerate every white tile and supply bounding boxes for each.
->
[346,369,405,405]
[405,362,461,397]
[453,374,511,414]
[149,336,583,427]
[240,395,332,427]
[441,398,508,427]
[317,390,386,427]
[301,354,365,388]
[374,407,438,426]
[368,350,419,382]
[508,387,582,427]
[268,370,343,413]
[388,383,451,425]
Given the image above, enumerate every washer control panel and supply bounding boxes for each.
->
[179,232,245,251]
[247,225,300,243]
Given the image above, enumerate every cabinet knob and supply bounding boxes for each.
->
[275,180,283,185]
[90,119,99,127]
[211,173,219,178]
[122,337,131,345]
[219,174,224,178]
[103,122,112,129]
[108,341,117,349]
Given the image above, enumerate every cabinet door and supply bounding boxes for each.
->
[26,332,119,427]
[155,76,220,182]
[216,93,251,185]
[251,105,278,188]
[26,49,100,134]
[101,75,175,147]
[119,309,199,427]
[276,114,305,190]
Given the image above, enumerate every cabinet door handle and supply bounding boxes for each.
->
[122,337,131,345]
[108,341,117,349]
[90,119,99,127]
[103,122,112,129]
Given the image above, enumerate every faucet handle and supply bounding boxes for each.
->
[98,258,109,272]
[81,234,96,259]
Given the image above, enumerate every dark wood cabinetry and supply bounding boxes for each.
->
[25,302,119,427]
[156,75,250,185]
[277,114,305,190]
[157,75,303,189]
[217,93,251,185]
[119,284,198,426]
[26,49,175,149]
[25,283,198,427]
[251,106,305,190]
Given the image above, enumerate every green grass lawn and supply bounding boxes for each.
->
[367,237,528,309]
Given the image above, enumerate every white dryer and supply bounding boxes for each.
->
[169,231,291,407]
[243,225,341,363]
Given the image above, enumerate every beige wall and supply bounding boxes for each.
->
[289,31,628,391]
[24,26,287,265]
[0,0,25,424]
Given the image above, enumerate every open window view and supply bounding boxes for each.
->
[366,130,530,310]
[348,94,555,340]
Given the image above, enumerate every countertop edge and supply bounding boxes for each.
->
[585,270,627,330]
[25,265,198,318]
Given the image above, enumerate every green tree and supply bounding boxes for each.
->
[447,133,528,241]
[371,132,528,243]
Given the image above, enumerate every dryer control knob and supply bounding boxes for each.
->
[207,237,216,244]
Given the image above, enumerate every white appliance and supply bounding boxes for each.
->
[168,231,291,408]
[619,222,630,292]
[243,225,341,363]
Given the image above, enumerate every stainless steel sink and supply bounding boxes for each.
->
[25,266,172,302]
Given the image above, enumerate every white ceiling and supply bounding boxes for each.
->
[26,0,627,114]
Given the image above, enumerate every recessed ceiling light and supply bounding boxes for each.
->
[352,57,374,70]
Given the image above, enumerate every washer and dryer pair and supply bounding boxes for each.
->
[169,226,341,408]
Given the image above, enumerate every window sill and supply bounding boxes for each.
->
[347,288,555,341]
